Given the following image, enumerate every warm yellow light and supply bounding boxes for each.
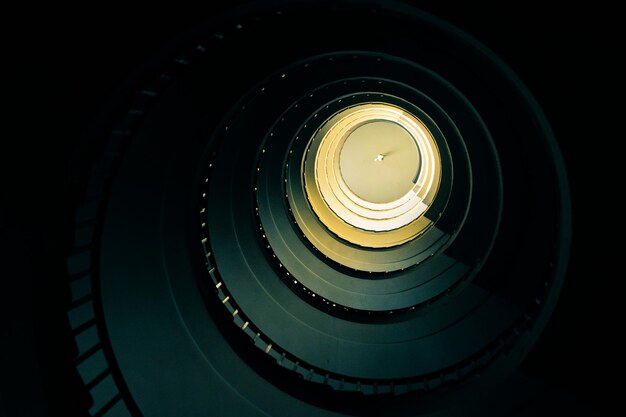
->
[302,103,442,248]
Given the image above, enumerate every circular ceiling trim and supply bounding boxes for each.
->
[302,102,443,247]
